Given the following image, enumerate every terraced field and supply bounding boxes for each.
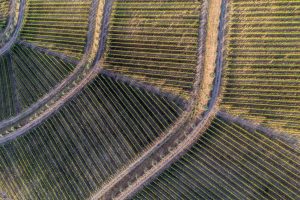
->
[0,74,184,199]
[20,0,93,59]
[0,0,9,31]
[133,116,300,199]
[222,0,300,135]
[104,0,203,98]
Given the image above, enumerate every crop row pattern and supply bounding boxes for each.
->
[133,116,300,199]
[0,44,76,121]
[222,0,300,135]
[104,0,203,99]
[20,0,92,59]
[0,0,9,31]
[0,74,184,199]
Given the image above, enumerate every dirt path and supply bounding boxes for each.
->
[111,0,227,199]
[89,0,227,199]
[0,0,105,140]
[0,0,15,35]
[196,0,223,115]
[0,66,101,143]
[115,2,300,199]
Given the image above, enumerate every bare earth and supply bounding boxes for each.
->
[196,0,222,115]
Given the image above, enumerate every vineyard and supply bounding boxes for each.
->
[20,0,93,59]
[0,54,16,120]
[0,0,9,31]
[0,0,299,199]
[0,74,183,199]
[133,116,300,199]
[128,0,300,199]
[11,45,76,110]
[0,44,76,121]
[104,0,203,98]
[222,0,300,135]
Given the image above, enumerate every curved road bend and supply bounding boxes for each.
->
[89,0,215,199]
[112,0,227,198]
[92,0,227,199]
[0,0,105,138]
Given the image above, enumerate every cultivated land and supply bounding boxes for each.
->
[104,0,202,99]
[0,44,76,122]
[0,54,16,121]
[222,0,300,135]
[128,0,300,199]
[0,74,184,199]
[0,0,9,31]
[0,0,105,138]
[20,0,93,59]
[0,0,299,199]
[133,116,300,199]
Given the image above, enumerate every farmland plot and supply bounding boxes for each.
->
[0,54,16,120]
[0,0,9,31]
[104,0,204,98]
[20,0,93,59]
[222,0,300,135]
[133,117,300,199]
[0,74,184,199]
[11,44,76,111]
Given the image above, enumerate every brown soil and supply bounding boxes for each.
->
[196,0,222,115]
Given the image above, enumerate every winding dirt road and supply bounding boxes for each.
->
[89,0,227,199]
[109,0,227,199]
[0,0,105,141]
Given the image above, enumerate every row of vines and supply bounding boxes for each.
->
[104,0,203,99]
[0,44,76,122]
[0,74,184,199]
[222,0,300,135]
[0,0,9,31]
[20,0,93,59]
[133,116,300,199]
[132,0,300,199]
